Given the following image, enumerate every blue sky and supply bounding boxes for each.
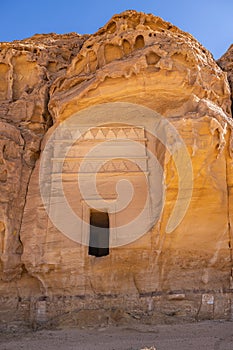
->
[0,0,232,58]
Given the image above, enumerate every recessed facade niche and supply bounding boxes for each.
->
[88,210,110,257]
[46,113,165,249]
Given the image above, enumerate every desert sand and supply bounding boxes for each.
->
[0,321,233,350]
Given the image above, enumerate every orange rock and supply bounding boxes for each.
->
[0,10,233,327]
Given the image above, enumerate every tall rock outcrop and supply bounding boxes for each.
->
[0,11,233,328]
[0,33,88,327]
[218,45,233,114]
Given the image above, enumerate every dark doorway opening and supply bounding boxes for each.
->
[88,210,109,257]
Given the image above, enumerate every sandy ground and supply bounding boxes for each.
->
[0,321,233,350]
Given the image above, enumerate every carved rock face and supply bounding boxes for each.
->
[0,10,233,326]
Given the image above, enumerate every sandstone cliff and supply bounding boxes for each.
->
[0,10,233,328]
[0,33,88,327]
[218,45,233,115]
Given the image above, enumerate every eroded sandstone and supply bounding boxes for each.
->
[0,10,233,328]
[0,33,87,287]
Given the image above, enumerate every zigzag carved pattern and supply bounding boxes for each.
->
[83,127,145,140]
[61,158,141,173]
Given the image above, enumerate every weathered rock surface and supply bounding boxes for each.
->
[218,45,233,114]
[0,33,87,316]
[0,10,233,328]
